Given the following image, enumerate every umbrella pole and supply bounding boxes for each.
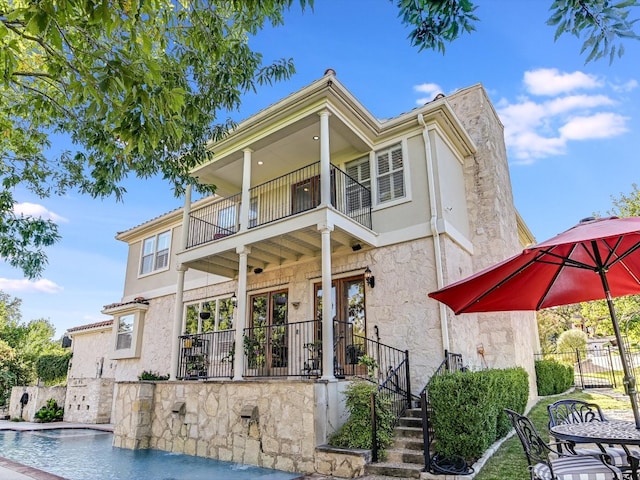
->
[600,273,640,429]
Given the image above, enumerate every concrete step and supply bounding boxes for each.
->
[394,425,422,439]
[398,416,422,428]
[392,437,425,451]
[404,408,423,418]
[385,447,425,465]
[365,461,422,479]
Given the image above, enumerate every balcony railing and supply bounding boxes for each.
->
[186,162,372,249]
[176,320,406,381]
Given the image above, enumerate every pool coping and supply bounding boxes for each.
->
[0,456,69,480]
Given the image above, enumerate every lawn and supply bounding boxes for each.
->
[474,390,632,480]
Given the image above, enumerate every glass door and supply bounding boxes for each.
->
[248,290,288,375]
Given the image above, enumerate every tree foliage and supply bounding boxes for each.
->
[0,0,309,278]
[537,304,579,353]
[556,328,588,354]
[397,0,639,63]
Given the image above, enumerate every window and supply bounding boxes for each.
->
[376,144,405,204]
[345,156,371,213]
[184,297,235,334]
[140,231,171,275]
[116,314,133,350]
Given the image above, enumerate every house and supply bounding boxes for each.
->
[66,69,539,477]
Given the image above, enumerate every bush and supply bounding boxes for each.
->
[535,359,574,396]
[138,370,169,381]
[34,398,64,423]
[428,367,529,461]
[329,380,395,456]
[36,353,72,385]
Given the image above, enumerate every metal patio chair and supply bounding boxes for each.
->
[505,408,621,480]
[548,399,640,475]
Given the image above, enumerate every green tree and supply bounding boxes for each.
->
[397,0,639,63]
[0,0,310,278]
[556,328,588,355]
[537,304,579,353]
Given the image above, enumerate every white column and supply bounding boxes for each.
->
[169,185,192,381]
[239,149,253,232]
[319,222,335,381]
[170,264,188,380]
[319,110,331,207]
[233,246,251,380]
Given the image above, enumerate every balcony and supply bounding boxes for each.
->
[187,162,372,250]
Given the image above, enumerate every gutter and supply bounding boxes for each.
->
[418,113,450,352]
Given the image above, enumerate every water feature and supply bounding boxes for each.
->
[0,429,301,480]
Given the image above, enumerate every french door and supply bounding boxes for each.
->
[314,276,366,374]
[248,290,288,375]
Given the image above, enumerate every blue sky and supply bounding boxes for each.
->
[1,0,639,336]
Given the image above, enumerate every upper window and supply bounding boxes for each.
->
[140,230,171,275]
[345,157,371,213]
[376,144,405,204]
[116,314,134,350]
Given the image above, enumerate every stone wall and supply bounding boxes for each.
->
[9,386,66,422]
[64,378,114,424]
[112,380,365,477]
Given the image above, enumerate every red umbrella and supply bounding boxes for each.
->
[428,216,640,428]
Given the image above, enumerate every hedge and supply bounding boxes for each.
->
[36,352,72,384]
[428,367,529,461]
[535,359,574,396]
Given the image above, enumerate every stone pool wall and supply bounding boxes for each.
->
[9,386,67,421]
[64,377,114,424]
[112,380,367,478]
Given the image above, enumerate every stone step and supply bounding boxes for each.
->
[385,447,425,465]
[365,461,422,479]
[398,416,422,428]
[392,437,425,451]
[394,425,422,439]
[404,408,423,418]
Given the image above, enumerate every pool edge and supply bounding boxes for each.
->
[0,456,69,480]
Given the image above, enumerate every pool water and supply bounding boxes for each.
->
[0,429,301,480]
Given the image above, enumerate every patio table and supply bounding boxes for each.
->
[551,420,640,446]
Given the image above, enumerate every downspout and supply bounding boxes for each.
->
[418,113,450,352]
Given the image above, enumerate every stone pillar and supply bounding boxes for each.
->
[112,382,155,450]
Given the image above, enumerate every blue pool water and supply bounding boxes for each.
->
[0,429,301,480]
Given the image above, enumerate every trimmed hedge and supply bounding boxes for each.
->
[428,367,529,461]
[535,359,574,396]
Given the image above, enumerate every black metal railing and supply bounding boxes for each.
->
[177,330,235,379]
[419,350,464,473]
[186,162,372,248]
[534,346,621,389]
[187,193,241,248]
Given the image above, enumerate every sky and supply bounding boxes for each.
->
[1,0,639,337]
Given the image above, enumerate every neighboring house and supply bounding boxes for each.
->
[67,70,539,477]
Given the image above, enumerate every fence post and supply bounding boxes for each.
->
[575,348,584,389]
[371,392,378,463]
[420,390,431,473]
[405,350,412,409]
[607,346,617,388]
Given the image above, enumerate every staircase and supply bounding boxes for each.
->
[365,406,425,478]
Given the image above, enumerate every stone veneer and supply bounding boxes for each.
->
[9,385,66,421]
[64,377,114,424]
[113,379,367,478]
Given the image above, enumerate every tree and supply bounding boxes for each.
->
[0,0,310,278]
[537,304,579,353]
[397,0,640,63]
[556,328,588,355]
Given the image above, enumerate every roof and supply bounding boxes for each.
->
[102,297,150,311]
[67,319,113,333]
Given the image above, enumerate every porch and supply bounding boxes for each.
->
[176,319,409,385]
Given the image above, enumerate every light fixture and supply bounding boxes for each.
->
[364,266,375,288]
[351,243,362,252]
[230,293,237,307]
[291,301,300,309]
[253,267,263,274]
[257,160,264,165]
[312,135,319,141]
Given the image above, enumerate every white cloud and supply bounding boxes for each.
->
[524,68,602,96]
[414,82,444,105]
[611,79,638,93]
[494,69,632,162]
[13,203,68,223]
[0,278,64,294]
[559,112,629,140]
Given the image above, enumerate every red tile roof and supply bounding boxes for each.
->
[67,319,113,333]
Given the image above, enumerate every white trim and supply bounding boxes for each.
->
[107,303,149,360]
[137,229,173,278]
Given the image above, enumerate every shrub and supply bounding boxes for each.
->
[329,380,395,456]
[428,367,529,461]
[535,359,574,396]
[34,398,64,423]
[138,371,169,381]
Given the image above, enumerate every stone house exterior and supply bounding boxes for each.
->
[66,70,538,477]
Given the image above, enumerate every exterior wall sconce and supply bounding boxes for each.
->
[253,267,263,274]
[230,294,237,307]
[291,301,300,309]
[364,266,375,288]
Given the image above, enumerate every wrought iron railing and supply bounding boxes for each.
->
[186,162,372,248]
[420,350,464,473]
[177,330,235,379]
[187,193,241,248]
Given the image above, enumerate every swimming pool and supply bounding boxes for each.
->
[0,429,302,480]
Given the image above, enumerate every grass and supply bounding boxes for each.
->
[474,390,632,480]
